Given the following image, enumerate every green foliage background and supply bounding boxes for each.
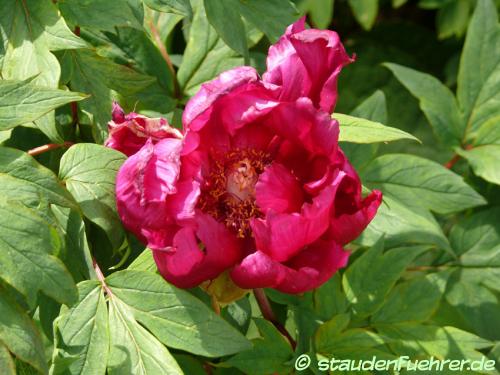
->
[0,0,500,374]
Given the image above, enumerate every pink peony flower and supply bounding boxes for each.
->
[111,20,382,293]
[105,102,182,156]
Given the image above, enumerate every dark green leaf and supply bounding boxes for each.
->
[59,144,126,249]
[306,0,335,29]
[348,0,379,30]
[0,146,76,210]
[62,49,156,143]
[235,0,298,43]
[59,0,143,32]
[204,0,249,59]
[457,0,500,130]
[0,78,86,131]
[363,153,486,214]
[0,343,15,375]
[372,271,451,324]
[0,199,77,306]
[144,0,193,17]
[456,145,500,185]
[105,270,251,357]
[384,63,463,146]
[0,290,46,374]
[316,328,386,356]
[226,319,293,375]
[343,239,429,318]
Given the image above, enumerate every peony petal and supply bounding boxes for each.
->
[255,162,304,213]
[328,189,383,245]
[263,17,353,113]
[153,213,243,288]
[251,171,345,262]
[231,239,349,294]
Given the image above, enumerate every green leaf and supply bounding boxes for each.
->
[457,0,500,129]
[436,0,472,39]
[0,146,76,210]
[51,281,109,375]
[0,290,47,374]
[59,144,126,249]
[358,195,450,249]
[313,274,349,321]
[127,249,156,272]
[0,199,77,306]
[226,319,293,375]
[379,324,492,360]
[144,0,193,17]
[204,0,249,60]
[177,0,261,95]
[348,0,379,30]
[450,208,500,257]
[342,239,429,318]
[0,343,15,375]
[62,49,156,143]
[105,270,251,357]
[235,0,298,43]
[372,270,451,324]
[384,63,463,146]
[341,90,386,170]
[107,297,183,375]
[0,0,85,86]
[306,0,335,29]
[334,113,419,144]
[0,78,86,131]
[59,0,143,32]
[316,328,386,356]
[362,153,486,214]
[456,145,500,185]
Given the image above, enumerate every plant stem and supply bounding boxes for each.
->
[93,258,113,296]
[27,142,74,156]
[253,288,296,350]
[147,19,181,99]
[444,154,460,169]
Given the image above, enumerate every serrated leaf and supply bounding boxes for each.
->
[0,199,77,306]
[363,153,486,214]
[51,281,108,375]
[372,270,451,324]
[334,113,419,144]
[107,297,182,375]
[0,290,47,374]
[62,49,156,143]
[0,146,76,210]
[59,0,143,32]
[384,63,463,146]
[226,319,293,375]
[342,239,430,318]
[59,144,126,249]
[348,0,379,30]
[105,270,251,357]
[0,78,86,131]
[144,0,192,17]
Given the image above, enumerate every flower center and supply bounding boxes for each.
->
[198,148,271,238]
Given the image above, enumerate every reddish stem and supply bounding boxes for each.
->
[93,258,113,296]
[147,19,181,99]
[27,142,74,156]
[444,154,460,169]
[254,288,297,350]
